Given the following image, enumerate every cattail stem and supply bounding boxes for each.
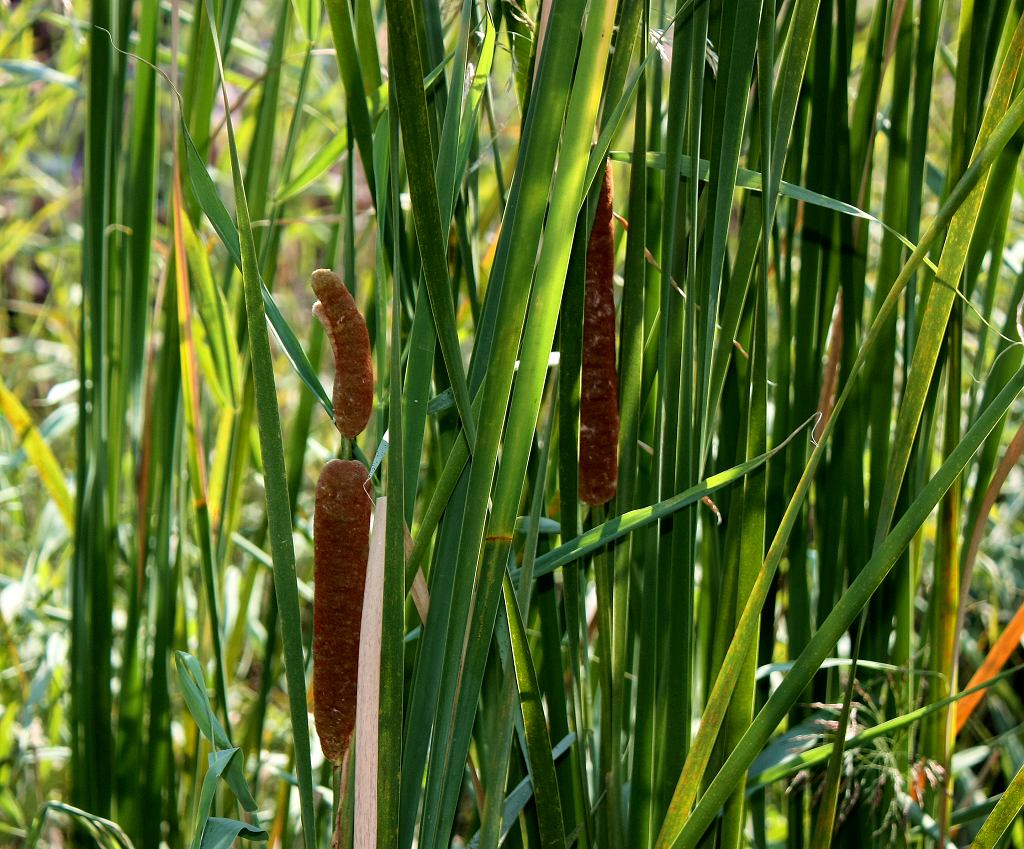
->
[354,497,388,849]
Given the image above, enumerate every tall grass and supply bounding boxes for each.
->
[6,0,1024,848]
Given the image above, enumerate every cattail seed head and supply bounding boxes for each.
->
[313,458,372,763]
[579,163,620,506]
[312,269,374,439]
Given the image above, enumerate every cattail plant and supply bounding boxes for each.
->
[579,162,619,506]
[313,458,372,764]
[312,269,374,439]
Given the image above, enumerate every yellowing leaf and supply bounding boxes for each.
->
[0,378,73,529]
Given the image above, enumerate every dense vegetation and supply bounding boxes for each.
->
[5,0,1024,847]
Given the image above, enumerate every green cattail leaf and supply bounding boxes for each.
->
[180,117,332,419]
[199,819,269,849]
[971,759,1024,848]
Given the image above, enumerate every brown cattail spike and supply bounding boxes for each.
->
[313,458,372,764]
[579,163,620,506]
[311,269,374,438]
